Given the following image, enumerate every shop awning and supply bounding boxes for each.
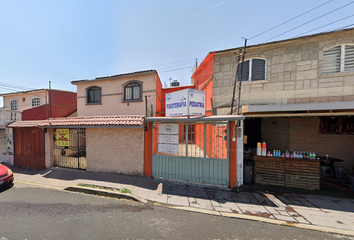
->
[146,115,244,123]
[241,101,354,117]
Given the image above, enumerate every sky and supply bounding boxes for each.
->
[0,0,354,107]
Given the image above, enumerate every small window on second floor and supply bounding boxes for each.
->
[10,99,18,111]
[124,82,142,102]
[238,58,266,81]
[323,45,354,74]
[87,86,101,104]
[31,97,40,107]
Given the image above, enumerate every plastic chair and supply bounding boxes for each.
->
[341,174,354,191]
[320,166,333,178]
[334,166,348,179]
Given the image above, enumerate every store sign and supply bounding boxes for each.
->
[56,129,70,146]
[158,124,179,154]
[166,89,205,117]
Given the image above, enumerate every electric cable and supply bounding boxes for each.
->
[248,0,333,40]
[293,14,354,37]
[263,1,354,43]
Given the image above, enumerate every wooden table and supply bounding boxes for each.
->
[253,156,320,190]
[316,156,344,166]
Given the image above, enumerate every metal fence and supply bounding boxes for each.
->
[53,128,87,170]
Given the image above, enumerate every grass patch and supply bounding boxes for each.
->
[120,188,131,194]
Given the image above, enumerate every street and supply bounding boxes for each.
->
[0,182,353,240]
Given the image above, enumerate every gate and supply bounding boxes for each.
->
[152,122,230,185]
[14,127,46,169]
[53,128,86,170]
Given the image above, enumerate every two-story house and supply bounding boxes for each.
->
[1,89,76,166]
[194,27,354,175]
[37,70,163,175]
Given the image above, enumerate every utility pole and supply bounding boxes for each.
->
[230,49,242,115]
[49,81,52,118]
[236,39,247,116]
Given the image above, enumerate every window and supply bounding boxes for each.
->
[10,99,17,111]
[237,58,266,81]
[86,86,101,104]
[123,82,142,101]
[31,97,40,107]
[323,45,354,74]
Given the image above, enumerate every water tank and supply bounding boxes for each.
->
[171,80,180,86]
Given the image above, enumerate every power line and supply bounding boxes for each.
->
[293,13,354,38]
[263,1,354,43]
[248,0,333,40]
[159,66,194,73]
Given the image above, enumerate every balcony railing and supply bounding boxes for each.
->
[0,110,22,125]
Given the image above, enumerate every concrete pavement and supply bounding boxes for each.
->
[11,166,354,236]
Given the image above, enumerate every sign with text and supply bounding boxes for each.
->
[166,89,205,117]
[158,124,179,154]
[56,129,70,147]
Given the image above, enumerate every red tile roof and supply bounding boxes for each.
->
[38,115,144,128]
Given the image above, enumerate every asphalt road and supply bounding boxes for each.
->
[0,182,353,240]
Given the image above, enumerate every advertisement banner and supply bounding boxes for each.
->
[56,129,70,147]
[166,89,205,117]
[158,124,179,154]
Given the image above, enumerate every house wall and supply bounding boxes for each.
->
[86,127,144,175]
[2,91,49,112]
[289,117,354,173]
[76,73,158,117]
[261,118,290,152]
[213,29,354,107]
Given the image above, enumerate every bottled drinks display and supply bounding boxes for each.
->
[270,149,316,159]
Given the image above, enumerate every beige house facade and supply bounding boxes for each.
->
[211,28,354,172]
[72,70,163,117]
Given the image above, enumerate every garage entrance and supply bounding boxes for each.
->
[13,127,46,169]
[145,115,244,187]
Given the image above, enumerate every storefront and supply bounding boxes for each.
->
[241,101,354,190]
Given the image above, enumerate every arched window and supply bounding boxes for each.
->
[238,58,266,81]
[123,81,142,102]
[10,99,18,111]
[31,97,41,107]
[86,86,101,104]
[323,44,354,74]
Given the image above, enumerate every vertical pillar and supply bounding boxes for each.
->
[229,121,238,188]
[144,122,153,177]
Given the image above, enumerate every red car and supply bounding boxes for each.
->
[0,163,14,187]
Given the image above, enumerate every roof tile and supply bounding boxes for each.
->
[38,115,144,127]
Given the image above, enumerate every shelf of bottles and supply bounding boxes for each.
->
[269,150,317,160]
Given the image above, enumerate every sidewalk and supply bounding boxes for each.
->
[12,166,354,236]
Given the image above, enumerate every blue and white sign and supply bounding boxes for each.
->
[166,89,205,117]
[158,124,179,154]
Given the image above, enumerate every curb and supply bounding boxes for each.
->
[14,180,354,237]
[147,201,354,237]
[64,186,148,203]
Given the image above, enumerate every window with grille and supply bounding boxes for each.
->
[31,97,40,107]
[86,86,101,104]
[10,99,17,111]
[237,58,266,81]
[123,82,142,102]
[323,44,354,74]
